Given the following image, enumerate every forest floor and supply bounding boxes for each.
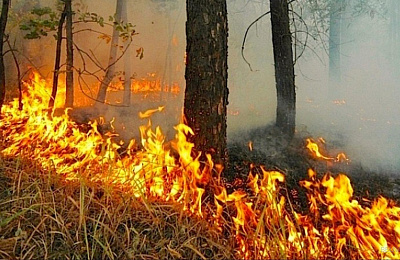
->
[227,124,400,205]
[1,117,400,259]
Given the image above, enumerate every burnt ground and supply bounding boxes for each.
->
[58,106,400,207]
[225,124,400,209]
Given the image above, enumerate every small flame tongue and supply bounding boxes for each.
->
[306,138,349,162]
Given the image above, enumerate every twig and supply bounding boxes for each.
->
[76,73,129,108]
[4,35,22,110]
[241,11,270,71]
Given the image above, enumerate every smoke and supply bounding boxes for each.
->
[226,1,400,172]
[227,1,276,134]
[7,0,400,171]
[295,7,400,171]
[74,0,186,140]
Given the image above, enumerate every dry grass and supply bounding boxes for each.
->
[0,157,235,260]
[1,141,399,260]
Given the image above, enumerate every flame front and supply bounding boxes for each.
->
[0,73,399,259]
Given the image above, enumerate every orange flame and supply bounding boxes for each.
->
[0,72,399,259]
[248,141,253,151]
[306,138,349,163]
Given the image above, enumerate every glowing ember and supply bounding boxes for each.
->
[0,72,399,259]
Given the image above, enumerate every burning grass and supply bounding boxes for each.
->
[1,73,400,259]
[0,158,233,259]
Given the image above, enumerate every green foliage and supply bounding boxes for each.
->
[78,12,106,27]
[114,20,136,42]
[19,7,59,39]
[78,12,137,41]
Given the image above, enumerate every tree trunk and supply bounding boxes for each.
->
[122,0,131,106]
[65,0,74,108]
[184,0,229,166]
[49,5,66,109]
[390,0,400,76]
[329,0,344,92]
[270,0,296,137]
[5,37,22,110]
[0,0,10,113]
[96,0,123,105]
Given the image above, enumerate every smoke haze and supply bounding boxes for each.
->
[7,0,400,171]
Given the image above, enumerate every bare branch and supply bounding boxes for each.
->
[241,10,270,71]
[5,35,22,110]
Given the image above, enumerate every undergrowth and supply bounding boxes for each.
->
[0,157,234,260]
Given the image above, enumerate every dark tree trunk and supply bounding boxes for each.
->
[184,0,229,166]
[329,0,344,91]
[270,0,296,137]
[122,0,131,106]
[49,5,66,109]
[65,0,74,108]
[96,0,123,105]
[0,0,10,113]
[5,37,22,110]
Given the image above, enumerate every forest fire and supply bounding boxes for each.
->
[105,73,180,103]
[57,73,181,107]
[131,74,180,95]
[0,74,400,259]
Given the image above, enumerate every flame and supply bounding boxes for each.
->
[0,72,205,216]
[306,138,349,163]
[139,106,165,118]
[130,73,180,95]
[72,72,181,106]
[1,72,399,259]
[248,141,253,151]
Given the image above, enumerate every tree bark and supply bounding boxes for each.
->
[49,5,66,109]
[96,0,123,105]
[0,0,10,113]
[184,0,229,166]
[65,0,74,108]
[270,0,296,138]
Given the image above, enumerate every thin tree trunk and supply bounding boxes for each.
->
[0,0,10,113]
[65,0,74,108]
[390,0,400,76]
[161,14,172,102]
[96,0,123,105]
[5,38,22,110]
[270,0,296,137]
[329,0,343,92]
[49,5,66,109]
[122,0,131,106]
[184,0,229,166]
